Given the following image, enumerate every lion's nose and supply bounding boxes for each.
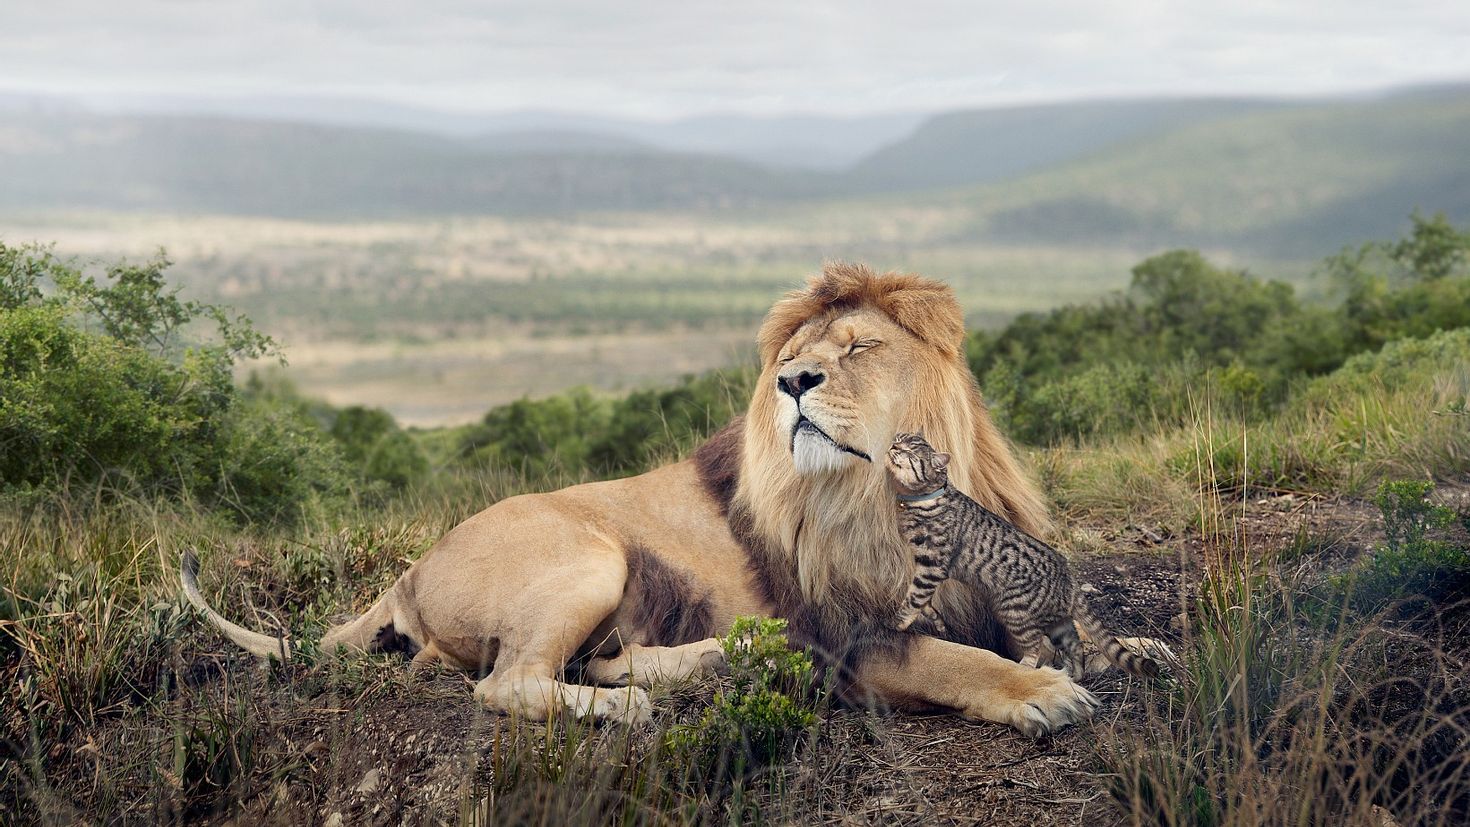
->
[778,370,825,398]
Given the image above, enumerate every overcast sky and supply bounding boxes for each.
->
[5,1,1468,119]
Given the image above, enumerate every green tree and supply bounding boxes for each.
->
[0,243,350,522]
[329,406,428,489]
[1329,212,1470,352]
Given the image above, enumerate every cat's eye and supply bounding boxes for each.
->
[848,339,879,355]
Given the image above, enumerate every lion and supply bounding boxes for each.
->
[181,262,1102,735]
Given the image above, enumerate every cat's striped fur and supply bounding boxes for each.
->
[887,433,1160,679]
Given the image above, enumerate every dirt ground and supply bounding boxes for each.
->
[21,485,1470,826]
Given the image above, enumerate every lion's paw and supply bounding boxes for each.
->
[588,686,653,727]
[985,666,1099,738]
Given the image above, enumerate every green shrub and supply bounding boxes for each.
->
[587,367,754,472]
[0,243,350,523]
[974,250,1316,444]
[458,387,610,476]
[458,367,754,478]
[1329,480,1467,613]
[327,405,427,490]
[666,616,821,782]
[211,394,353,524]
[974,215,1470,447]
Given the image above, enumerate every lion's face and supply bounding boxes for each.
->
[770,308,920,475]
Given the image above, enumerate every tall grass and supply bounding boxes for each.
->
[1039,329,1470,534]
[1098,387,1470,826]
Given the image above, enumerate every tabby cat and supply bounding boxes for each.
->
[886,432,1160,679]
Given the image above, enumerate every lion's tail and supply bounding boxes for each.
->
[180,550,293,661]
[1074,598,1161,679]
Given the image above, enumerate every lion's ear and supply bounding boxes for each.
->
[932,452,950,471]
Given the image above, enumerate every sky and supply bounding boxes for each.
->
[4,0,1469,119]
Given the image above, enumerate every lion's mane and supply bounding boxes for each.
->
[695,262,1053,688]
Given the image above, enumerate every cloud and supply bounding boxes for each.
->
[2,0,1467,117]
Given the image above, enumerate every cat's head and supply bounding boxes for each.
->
[887,432,950,494]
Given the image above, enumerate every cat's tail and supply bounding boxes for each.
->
[1073,598,1161,678]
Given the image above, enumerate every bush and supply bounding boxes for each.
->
[1330,211,1470,353]
[0,243,350,523]
[666,616,821,782]
[458,367,754,478]
[974,250,1315,444]
[973,214,1470,446]
[327,405,427,490]
[1329,479,1468,613]
[458,387,610,477]
[212,394,353,524]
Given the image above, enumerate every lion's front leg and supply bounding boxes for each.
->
[856,635,1098,737]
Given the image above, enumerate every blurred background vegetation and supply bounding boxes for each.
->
[4,211,1466,522]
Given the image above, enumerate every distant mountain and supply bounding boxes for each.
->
[620,112,925,170]
[0,114,831,216]
[66,92,926,171]
[844,97,1288,192]
[953,86,1470,256]
[1,85,1467,258]
[469,130,652,154]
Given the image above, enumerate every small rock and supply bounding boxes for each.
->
[355,767,382,794]
[1079,583,1101,594]
[324,813,343,827]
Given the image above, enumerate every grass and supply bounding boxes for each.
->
[1090,398,1470,827]
[4,330,1470,823]
[1039,330,1470,535]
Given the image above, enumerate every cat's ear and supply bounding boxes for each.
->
[932,452,950,471]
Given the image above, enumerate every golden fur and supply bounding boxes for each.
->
[182,262,1102,736]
